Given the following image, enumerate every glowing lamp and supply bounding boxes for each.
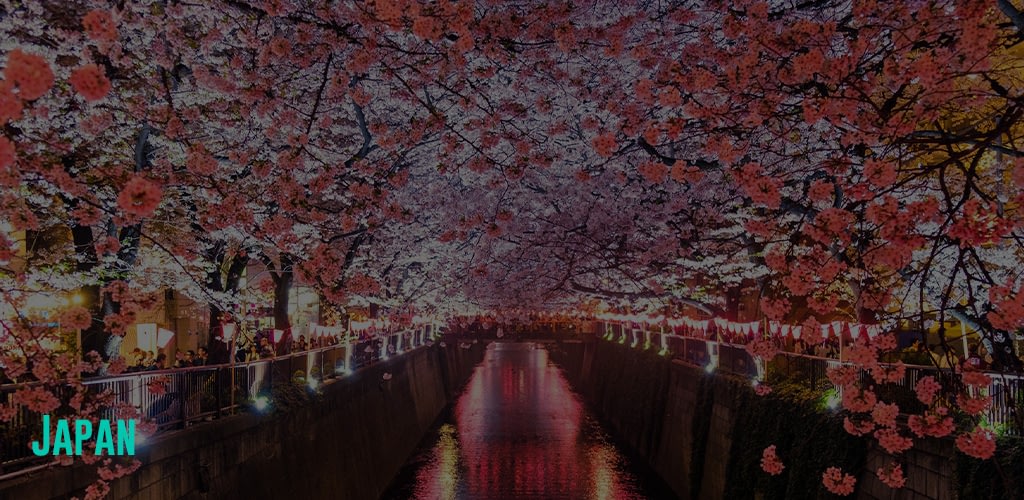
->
[253,396,270,411]
[825,392,841,410]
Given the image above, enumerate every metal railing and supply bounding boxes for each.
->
[599,321,1024,436]
[0,327,436,478]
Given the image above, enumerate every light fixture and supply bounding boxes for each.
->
[253,396,270,411]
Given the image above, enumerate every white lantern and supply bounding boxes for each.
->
[831,321,844,337]
[156,328,174,348]
[136,323,157,351]
[849,324,862,339]
[221,322,236,342]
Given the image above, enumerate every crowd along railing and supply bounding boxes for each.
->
[0,326,438,479]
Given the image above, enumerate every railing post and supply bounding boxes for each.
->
[215,368,222,417]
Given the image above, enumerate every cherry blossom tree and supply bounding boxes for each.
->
[3,0,1024,497]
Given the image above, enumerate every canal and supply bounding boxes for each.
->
[382,342,677,499]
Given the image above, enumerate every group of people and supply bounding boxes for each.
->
[290,333,343,353]
[125,347,209,372]
[230,331,348,362]
[895,340,996,369]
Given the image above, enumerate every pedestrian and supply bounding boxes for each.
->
[965,344,986,369]
[196,347,209,366]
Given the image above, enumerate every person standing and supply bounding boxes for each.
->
[195,347,209,366]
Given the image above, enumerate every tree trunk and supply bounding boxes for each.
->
[204,249,248,364]
[270,254,294,354]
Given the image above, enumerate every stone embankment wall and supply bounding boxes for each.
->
[550,340,955,500]
[0,342,485,500]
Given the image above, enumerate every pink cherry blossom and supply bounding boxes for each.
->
[914,376,942,405]
[874,427,913,455]
[955,427,996,460]
[4,49,53,100]
[871,402,899,429]
[876,462,906,489]
[761,445,785,475]
[69,64,112,101]
[82,10,118,43]
[117,176,162,220]
[592,133,617,157]
[843,417,875,437]
[822,466,856,496]
[58,306,93,330]
[0,135,14,169]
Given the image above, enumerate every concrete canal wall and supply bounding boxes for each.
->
[0,342,485,500]
[550,340,956,500]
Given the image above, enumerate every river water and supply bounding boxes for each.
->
[382,342,677,500]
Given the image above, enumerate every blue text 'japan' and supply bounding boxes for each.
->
[31,415,136,456]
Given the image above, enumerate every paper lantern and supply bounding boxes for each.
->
[157,328,174,348]
[849,324,862,339]
[136,323,157,350]
[273,329,284,343]
[831,321,845,336]
[792,326,802,339]
[222,323,236,342]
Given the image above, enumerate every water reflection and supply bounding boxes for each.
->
[385,343,673,500]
